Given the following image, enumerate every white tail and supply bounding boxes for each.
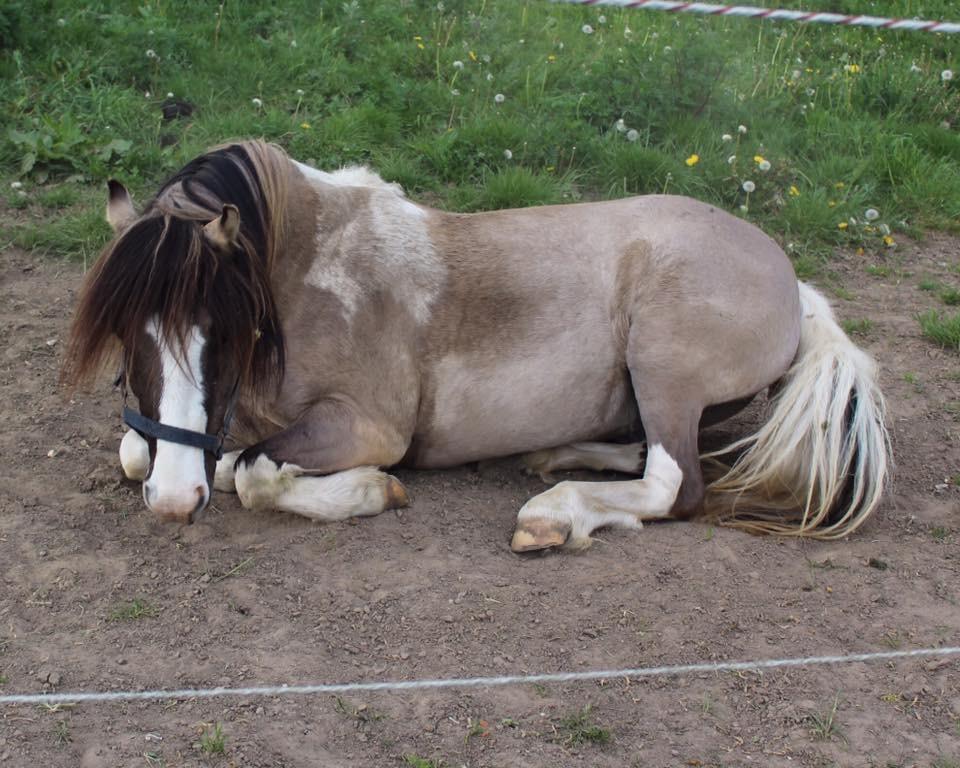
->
[706,281,891,538]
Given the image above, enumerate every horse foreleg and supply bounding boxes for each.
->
[213,450,243,492]
[119,429,150,481]
[232,399,410,521]
[236,457,407,521]
[520,441,645,483]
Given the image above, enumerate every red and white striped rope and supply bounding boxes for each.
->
[558,0,960,33]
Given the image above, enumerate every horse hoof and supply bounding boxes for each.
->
[510,517,571,552]
[384,476,409,509]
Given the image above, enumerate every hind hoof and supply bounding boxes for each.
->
[511,517,571,552]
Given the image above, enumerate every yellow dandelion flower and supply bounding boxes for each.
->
[838,222,848,230]
[413,35,423,41]
[417,42,425,50]
[828,200,836,207]
[469,51,477,61]
[685,154,700,167]
[883,235,895,246]
[834,181,845,189]
[753,155,765,164]
[300,122,311,129]
[547,54,556,62]
[789,185,800,197]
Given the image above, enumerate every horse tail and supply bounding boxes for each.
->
[704,281,891,539]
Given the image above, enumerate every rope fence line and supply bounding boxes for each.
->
[555,0,960,34]
[2,646,957,706]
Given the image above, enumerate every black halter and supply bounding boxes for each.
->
[115,364,239,461]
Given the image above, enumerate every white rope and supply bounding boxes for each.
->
[553,0,960,34]
[2,646,957,706]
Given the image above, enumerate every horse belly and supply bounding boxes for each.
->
[410,333,635,468]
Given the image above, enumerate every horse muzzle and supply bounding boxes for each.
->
[144,481,209,524]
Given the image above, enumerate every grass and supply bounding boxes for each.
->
[807,695,844,742]
[403,757,444,768]
[108,597,159,621]
[198,723,226,754]
[1,0,958,264]
[0,672,7,685]
[841,318,874,336]
[557,705,612,747]
[931,526,950,541]
[918,310,960,350]
[53,719,71,747]
[941,287,960,306]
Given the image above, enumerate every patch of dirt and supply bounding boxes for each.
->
[1,236,958,768]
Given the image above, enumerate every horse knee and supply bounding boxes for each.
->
[119,429,149,481]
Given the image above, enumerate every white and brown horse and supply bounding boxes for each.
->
[63,140,890,549]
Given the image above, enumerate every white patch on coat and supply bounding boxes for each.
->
[234,453,393,521]
[515,443,682,545]
[295,160,442,324]
[142,322,209,515]
[119,429,149,481]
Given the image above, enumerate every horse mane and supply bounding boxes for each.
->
[61,140,289,400]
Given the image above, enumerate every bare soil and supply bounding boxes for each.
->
[1,235,958,768]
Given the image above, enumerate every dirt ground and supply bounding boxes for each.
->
[1,232,958,768]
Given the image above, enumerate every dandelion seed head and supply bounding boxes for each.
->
[486,72,494,81]
[503,149,513,160]
[166,92,174,99]
[910,63,922,73]
[10,181,23,190]
[582,24,594,34]
[943,69,954,82]
[252,97,263,108]
[721,133,732,142]
[451,88,460,96]
[742,180,755,193]
[865,208,880,221]
[626,129,639,142]
[598,15,607,24]
[290,39,297,48]
[615,118,627,133]
[296,88,305,96]
[145,49,157,59]
[727,155,737,165]
[56,18,65,27]
[738,124,748,134]
[493,93,505,104]
[453,60,464,69]
[758,160,771,172]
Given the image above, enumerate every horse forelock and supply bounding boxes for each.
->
[62,141,290,401]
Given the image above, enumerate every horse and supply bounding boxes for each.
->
[61,140,891,550]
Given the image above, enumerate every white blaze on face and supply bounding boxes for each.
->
[143,321,210,519]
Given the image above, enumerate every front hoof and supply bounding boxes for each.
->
[384,476,409,509]
[510,517,571,552]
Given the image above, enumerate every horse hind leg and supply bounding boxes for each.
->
[520,441,645,483]
[511,399,703,552]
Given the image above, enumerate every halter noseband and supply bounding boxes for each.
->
[115,365,239,461]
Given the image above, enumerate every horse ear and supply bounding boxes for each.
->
[203,204,240,251]
[106,179,136,232]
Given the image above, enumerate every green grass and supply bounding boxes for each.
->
[0,672,7,685]
[403,757,444,768]
[108,597,159,621]
[841,318,874,336]
[198,723,226,754]
[918,310,960,350]
[941,287,960,306]
[807,695,844,742]
[1,1,958,261]
[557,705,612,746]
